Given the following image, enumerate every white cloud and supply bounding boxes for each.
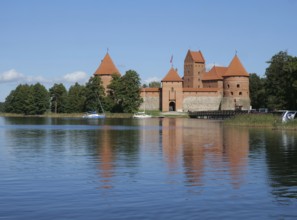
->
[63,71,88,83]
[0,69,89,87]
[0,69,24,83]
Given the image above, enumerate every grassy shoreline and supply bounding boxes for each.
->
[1,112,296,130]
[224,114,297,130]
[0,110,187,118]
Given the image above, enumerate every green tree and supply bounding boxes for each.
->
[0,102,4,112]
[66,83,86,113]
[249,73,266,109]
[49,83,67,113]
[106,74,121,112]
[117,70,143,113]
[3,90,15,113]
[32,83,50,114]
[4,84,35,114]
[148,81,161,88]
[265,51,297,110]
[84,76,105,113]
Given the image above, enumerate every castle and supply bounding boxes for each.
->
[93,50,250,112]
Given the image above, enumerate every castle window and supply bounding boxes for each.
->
[237,84,240,88]
[231,92,233,95]
[171,87,174,92]
[227,84,230,89]
[239,92,242,95]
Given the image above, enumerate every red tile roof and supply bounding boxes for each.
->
[202,66,226,81]
[189,50,205,63]
[161,67,183,82]
[224,55,249,77]
[93,53,120,76]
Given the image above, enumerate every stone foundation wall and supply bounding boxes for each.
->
[183,96,222,111]
[221,97,251,110]
[139,96,160,111]
[140,91,250,112]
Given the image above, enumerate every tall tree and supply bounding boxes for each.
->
[49,83,67,113]
[117,70,143,113]
[66,83,86,113]
[4,84,35,114]
[84,76,105,113]
[32,83,50,114]
[0,102,4,112]
[106,74,121,112]
[249,73,266,109]
[265,51,297,110]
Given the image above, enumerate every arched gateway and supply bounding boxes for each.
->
[169,102,176,111]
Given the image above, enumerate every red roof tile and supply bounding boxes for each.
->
[93,53,120,76]
[202,66,225,81]
[188,50,205,63]
[224,55,249,77]
[161,67,183,82]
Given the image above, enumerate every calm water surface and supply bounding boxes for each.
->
[0,117,297,219]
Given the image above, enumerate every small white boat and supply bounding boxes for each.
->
[282,111,296,123]
[83,111,105,119]
[83,95,106,119]
[133,112,152,118]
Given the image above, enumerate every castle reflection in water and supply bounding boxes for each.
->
[96,118,249,189]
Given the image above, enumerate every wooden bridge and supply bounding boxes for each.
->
[188,110,249,120]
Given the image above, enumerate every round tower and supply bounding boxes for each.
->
[221,55,250,110]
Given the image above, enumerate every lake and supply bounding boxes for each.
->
[0,117,297,219]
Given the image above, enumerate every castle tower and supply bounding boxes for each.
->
[184,50,206,88]
[221,55,250,110]
[93,52,121,93]
[161,67,183,112]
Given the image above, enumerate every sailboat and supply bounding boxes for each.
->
[133,88,152,118]
[83,94,106,119]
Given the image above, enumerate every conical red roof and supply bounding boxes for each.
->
[224,55,249,77]
[93,53,120,76]
[161,67,183,82]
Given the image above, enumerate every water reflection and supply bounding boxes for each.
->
[262,130,297,201]
[96,129,115,189]
[159,118,249,188]
[2,116,297,203]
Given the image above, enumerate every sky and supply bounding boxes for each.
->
[0,0,297,102]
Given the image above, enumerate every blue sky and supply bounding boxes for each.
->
[0,0,297,101]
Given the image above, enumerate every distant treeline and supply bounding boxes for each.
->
[2,51,297,115]
[0,102,4,112]
[2,70,143,115]
[250,51,297,110]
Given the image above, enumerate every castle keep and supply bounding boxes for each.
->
[94,50,250,112]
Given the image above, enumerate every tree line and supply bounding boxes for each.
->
[250,51,297,110]
[2,70,143,115]
[1,51,297,114]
